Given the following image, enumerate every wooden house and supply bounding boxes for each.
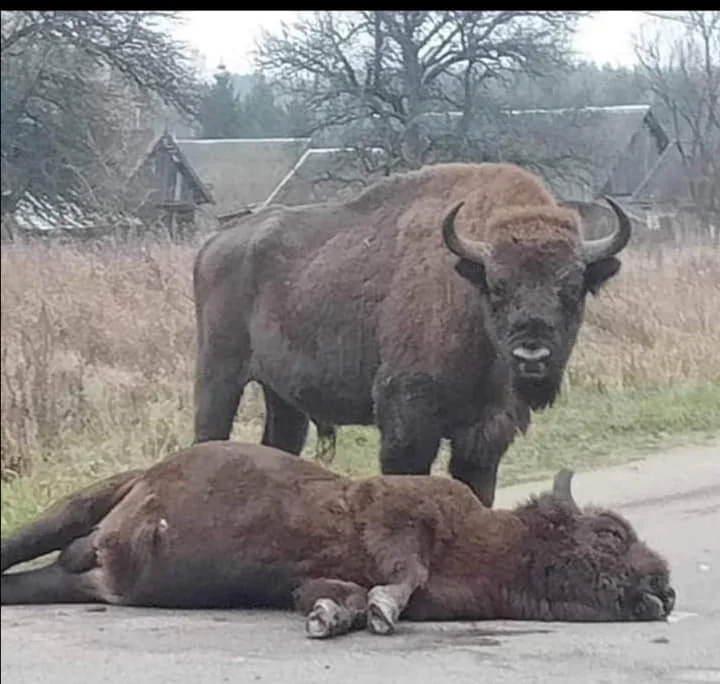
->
[126,131,214,234]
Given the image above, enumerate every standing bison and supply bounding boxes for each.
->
[193,162,632,506]
[1,441,675,637]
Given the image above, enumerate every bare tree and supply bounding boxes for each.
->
[254,11,585,178]
[1,11,201,221]
[635,11,720,226]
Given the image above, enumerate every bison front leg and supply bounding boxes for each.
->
[373,372,442,476]
[193,339,249,443]
[449,402,528,507]
[261,385,310,455]
[362,523,430,636]
[293,578,368,639]
[366,568,427,635]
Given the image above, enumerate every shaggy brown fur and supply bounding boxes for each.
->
[192,162,632,506]
[1,442,674,638]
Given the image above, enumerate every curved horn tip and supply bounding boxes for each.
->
[601,195,628,217]
[446,201,465,222]
[605,195,632,245]
[442,201,491,263]
[552,468,575,496]
[441,202,465,252]
[581,196,632,263]
[601,195,620,207]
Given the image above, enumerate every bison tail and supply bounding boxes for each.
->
[1,469,142,574]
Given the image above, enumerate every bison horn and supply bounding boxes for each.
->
[580,196,632,264]
[442,202,492,263]
[552,468,581,512]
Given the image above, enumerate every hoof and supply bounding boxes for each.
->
[367,602,395,635]
[306,598,344,639]
[367,587,399,636]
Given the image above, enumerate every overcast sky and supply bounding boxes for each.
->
[173,11,664,77]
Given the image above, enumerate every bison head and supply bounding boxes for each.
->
[510,469,676,622]
[442,199,631,410]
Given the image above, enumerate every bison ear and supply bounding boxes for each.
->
[454,259,488,290]
[584,257,621,295]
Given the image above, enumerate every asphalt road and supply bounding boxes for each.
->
[2,442,719,684]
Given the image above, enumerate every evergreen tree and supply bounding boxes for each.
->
[237,75,289,138]
[198,64,242,138]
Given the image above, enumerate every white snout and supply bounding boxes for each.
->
[512,346,551,362]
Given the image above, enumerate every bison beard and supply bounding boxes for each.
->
[191,163,633,508]
[514,373,562,411]
[1,442,674,638]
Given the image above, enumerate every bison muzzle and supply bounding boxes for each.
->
[1,442,675,638]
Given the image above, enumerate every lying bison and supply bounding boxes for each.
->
[193,162,632,507]
[1,442,674,637]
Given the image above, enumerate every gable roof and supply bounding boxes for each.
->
[163,104,674,213]
[158,133,215,206]
[175,137,311,218]
[123,130,214,206]
[267,147,388,207]
[496,104,662,200]
[118,129,163,179]
[300,105,666,203]
[630,141,694,205]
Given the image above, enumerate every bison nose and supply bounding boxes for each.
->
[512,345,551,362]
[511,345,551,378]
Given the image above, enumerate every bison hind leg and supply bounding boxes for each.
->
[1,562,110,605]
[127,560,301,609]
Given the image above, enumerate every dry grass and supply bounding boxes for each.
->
[1,237,719,533]
[569,247,720,389]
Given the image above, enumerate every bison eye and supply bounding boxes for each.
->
[558,283,582,310]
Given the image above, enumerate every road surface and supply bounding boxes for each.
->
[2,442,719,683]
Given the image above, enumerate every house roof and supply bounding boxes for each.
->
[175,137,311,217]
[8,194,142,233]
[157,134,214,206]
[283,105,664,203]
[120,129,164,179]
[164,104,677,212]
[122,130,214,206]
[495,104,659,200]
[266,147,387,207]
[630,141,694,204]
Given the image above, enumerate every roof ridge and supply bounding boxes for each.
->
[418,104,652,118]
[124,130,165,181]
[262,146,388,208]
[176,137,312,145]
[262,143,314,208]
[630,140,681,202]
[163,134,215,205]
[508,104,652,116]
